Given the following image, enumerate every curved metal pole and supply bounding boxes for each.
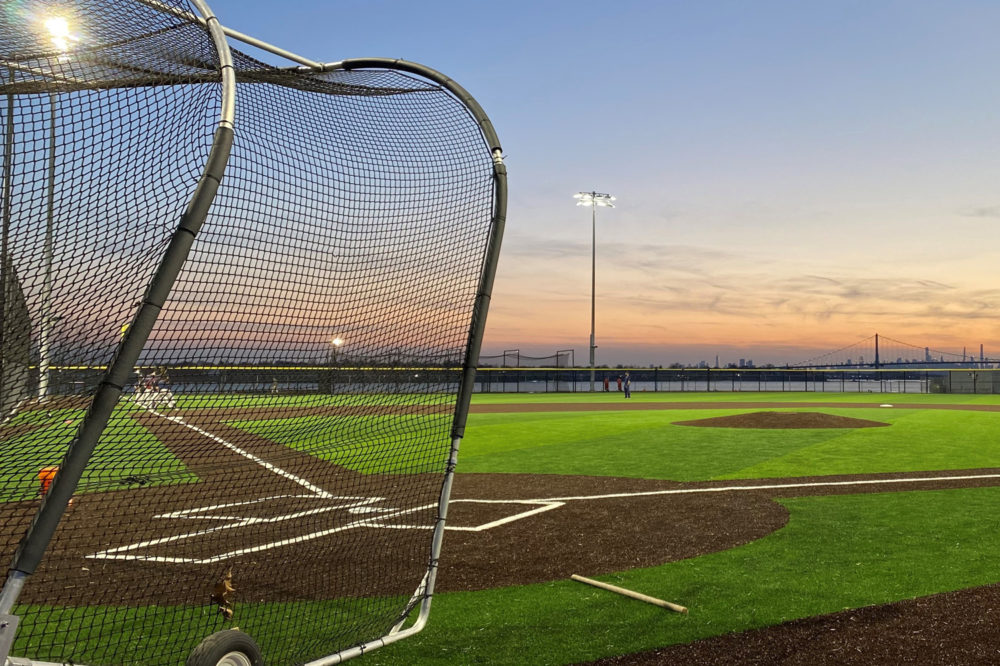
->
[325,58,503,157]
[0,0,236,619]
[324,57,506,436]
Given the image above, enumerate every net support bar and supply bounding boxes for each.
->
[0,0,236,629]
[1,15,503,666]
[4,121,233,579]
[134,0,324,70]
[303,434,463,666]
[296,57,507,664]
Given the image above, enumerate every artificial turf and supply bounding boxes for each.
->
[457,406,1000,480]
[0,404,196,501]
[368,486,1000,664]
[16,486,999,665]
[226,412,454,474]
[6,392,1000,664]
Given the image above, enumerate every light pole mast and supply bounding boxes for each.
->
[38,17,78,400]
[574,191,615,392]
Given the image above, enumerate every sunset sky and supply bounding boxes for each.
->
[213,0,1000,366]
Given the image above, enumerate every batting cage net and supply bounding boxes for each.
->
[0,253,30,421]
[0,1,504,665]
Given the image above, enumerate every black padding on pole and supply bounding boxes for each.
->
[452,161,507,439]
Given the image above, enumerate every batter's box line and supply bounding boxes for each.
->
[87,496,390,564]
[154,494,382,521]
[86,498,566,565]
[377,499,565,532]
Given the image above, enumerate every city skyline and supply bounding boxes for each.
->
[206,1,1000,367]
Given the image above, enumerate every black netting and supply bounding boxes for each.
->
[0,2,500,665]
[1,253,31,419]
[478,350,575,368]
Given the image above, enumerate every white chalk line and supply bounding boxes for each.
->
[89,496,388,563]
[111,403,1000,564]
[93,471,1000,564]
[524,472,1000,503]
[364,499,566,532]
[89,498,568,563]
[146,407,334,499]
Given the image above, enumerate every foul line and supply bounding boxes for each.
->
[145,406,333,499]
[526,472,1000,503]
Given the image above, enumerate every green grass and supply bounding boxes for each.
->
[220,393,1000,480]
[457,406,1000,480]
[0,405,196,501]
[368,486,1000,664]
[7,391,1000,664]
[12,597,385,666]
[226,413,453,474]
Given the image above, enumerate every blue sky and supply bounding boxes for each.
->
[209,0,1000,365]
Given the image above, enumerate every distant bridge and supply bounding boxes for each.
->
[792,334,998,369]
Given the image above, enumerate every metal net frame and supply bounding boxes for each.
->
[0,1,505,664]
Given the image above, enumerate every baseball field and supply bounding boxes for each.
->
[4,391,1000,664]
[368,392,1000,664]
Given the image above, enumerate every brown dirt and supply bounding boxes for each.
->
[587,584,1000,665]
[673,411,890,429]
[3,400,999,664]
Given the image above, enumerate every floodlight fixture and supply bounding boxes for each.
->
[574,191,616,208]
[330,335,345,368]
[44,16,78,54]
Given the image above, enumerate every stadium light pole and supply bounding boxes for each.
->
[574,191,615,392]
[38,16,77,400]
[2,66,13,406]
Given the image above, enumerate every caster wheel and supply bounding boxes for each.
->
[186,630,263,666]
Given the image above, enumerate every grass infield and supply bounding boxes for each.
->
[0,404,195,501]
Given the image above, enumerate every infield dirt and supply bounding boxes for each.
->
[3,400,998,663]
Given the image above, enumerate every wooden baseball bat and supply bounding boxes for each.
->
[571,574,688,614]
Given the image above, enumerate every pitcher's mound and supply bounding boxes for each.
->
[674,411,890,429]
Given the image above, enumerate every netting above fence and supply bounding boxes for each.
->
[478,349,575,367]
[0,2,503,664]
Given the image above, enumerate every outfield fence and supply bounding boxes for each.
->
[25,366,1000,397]
[474,367,1000,394]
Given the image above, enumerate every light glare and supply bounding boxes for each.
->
[45,17,70,39]
[43,16,77,53]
